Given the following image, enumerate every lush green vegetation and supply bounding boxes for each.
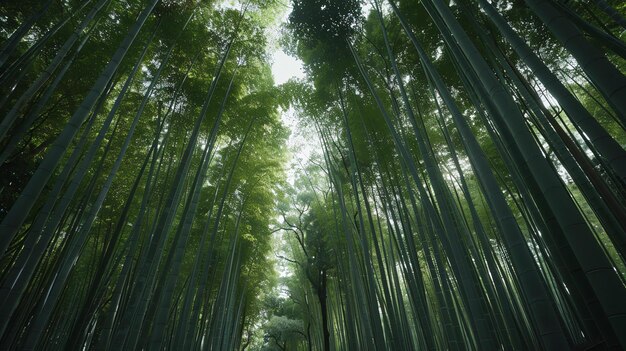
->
[0,0,625,350]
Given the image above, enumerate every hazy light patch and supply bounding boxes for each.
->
[265,1,306,85]
[362,1,374,15]
[271,51,305,85]
[216,0,242,11]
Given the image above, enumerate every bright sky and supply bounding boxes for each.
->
[268,0,305,86]
[271,50,305,85]
[265,2,313,187]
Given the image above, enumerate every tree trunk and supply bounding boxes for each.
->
[317,271,331,351]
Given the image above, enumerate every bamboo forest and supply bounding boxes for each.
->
[2,0,626,350]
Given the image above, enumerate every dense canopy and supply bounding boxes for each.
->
[0,0,625,350]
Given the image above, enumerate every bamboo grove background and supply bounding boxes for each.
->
[0,0,625,350]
